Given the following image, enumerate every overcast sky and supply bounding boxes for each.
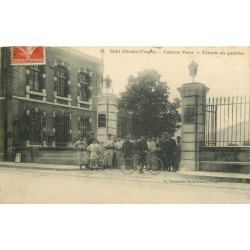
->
[78,47,250,99]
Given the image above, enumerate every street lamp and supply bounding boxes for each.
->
[188,60,198,83]
[103,75,112,136]
[104,75,112,89]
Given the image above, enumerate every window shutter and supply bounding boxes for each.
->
[39,66,43,91]
[26,66,30,87]
[67,67,71,96]
[64,67,69,97]
[86,73,91,84]
[77,71,80,83]
[85,86,90,100]
[83,87,87,101]
[54,65,58,92]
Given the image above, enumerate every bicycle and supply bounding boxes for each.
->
[120,154,163,175]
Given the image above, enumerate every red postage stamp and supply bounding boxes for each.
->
[11,46,46,65]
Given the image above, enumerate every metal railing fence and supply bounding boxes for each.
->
[205,96,250,146]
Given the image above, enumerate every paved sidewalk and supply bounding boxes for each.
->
[1,161,250,184]
[0,161,79,171]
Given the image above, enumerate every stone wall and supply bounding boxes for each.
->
[200,146,250,173]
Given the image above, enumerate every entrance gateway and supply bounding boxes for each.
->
[178,61,250,173]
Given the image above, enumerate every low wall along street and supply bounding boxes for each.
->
[12,147,105,168]
[199,146,250,173]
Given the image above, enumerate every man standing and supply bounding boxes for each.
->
[136,136,148,174]
[164,133,177,172]
[122,136,134,169]
[147,137,156,170]
[175,136,181,171]
[87,139,102,170]
[73,136,89,170]
[103,134,115,169]
[123,136,134,159]
[87,132,97,146]
[112,137,118,168]
[155,136,165,168]
[114,136,124,168]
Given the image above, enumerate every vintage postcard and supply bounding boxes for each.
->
[0,46,250,203]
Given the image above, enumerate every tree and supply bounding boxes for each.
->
[118,69,181,137]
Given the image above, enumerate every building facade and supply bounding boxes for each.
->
[0,47,117,163]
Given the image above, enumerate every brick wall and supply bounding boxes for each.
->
[45,47,102,105]
[11,47,102,103]
[5,47,102,151]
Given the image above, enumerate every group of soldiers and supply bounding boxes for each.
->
[73,133,181,173]
[119,134,181,174]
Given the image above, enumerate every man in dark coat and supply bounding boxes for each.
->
[175,136,181,171]
[164,133,177,171]
[87,132,96,146]
[121,136,134,169]
[135,136,148,174]
[122,137,134,158]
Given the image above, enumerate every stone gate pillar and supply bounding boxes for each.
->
[95,93,117,143]
[177,82,209,171]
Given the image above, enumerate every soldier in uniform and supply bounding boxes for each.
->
[114,136,124,168]
[87,139,102,170]
[73,136,89,170]
[103,134,115,169]
[155,136,165,169]
[146,137,156,170]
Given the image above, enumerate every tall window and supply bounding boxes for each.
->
[79,116,91,137]
[80,72,87,83]
[31,111,43,145]
[56,66,68,97]
[55,114,70,147]
[22,110,44,146]
[80,84,87,101]
[29,66,42,92]
[79,72,90,101]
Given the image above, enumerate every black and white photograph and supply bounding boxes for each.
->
[0,46,250,203]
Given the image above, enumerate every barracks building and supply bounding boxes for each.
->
[0,47,118,164]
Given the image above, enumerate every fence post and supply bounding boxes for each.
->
[177,82,209,171]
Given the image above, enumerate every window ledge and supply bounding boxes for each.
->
[78,100,93,105]
[54,93,72,102]
[27,90,47,97]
